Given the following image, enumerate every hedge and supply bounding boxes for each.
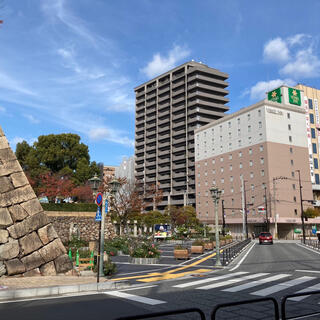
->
[41,203,98,212]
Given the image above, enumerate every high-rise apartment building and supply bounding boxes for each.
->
[195,86,314,239]
[115,156,135,183]
[134,61,229,210]
[296,84,320,204]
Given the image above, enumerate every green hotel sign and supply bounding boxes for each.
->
[268,87,281,103]
[288,87,301,106]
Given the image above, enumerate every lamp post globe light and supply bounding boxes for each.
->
[88,174,101,196]
[210,185,222,267]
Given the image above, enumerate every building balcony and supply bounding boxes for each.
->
[158,165,170,173]
[172,87,185,97]
[173,171,186,179]
[188,74,228,88]
[172,145,186,153]
[172,112,185,121]
[158,117,170,126]
[158,157,170,164]
[158,85,170,94]
[145,160,156,167]
[173,154,186,162]
[172,79,185,89]
[158,173,170,181]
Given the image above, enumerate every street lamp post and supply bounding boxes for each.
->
[210,185,222,267]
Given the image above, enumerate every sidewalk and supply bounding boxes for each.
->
[0,274,130,301]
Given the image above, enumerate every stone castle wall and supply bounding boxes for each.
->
[45,211,116,244]
[0,126,72,277]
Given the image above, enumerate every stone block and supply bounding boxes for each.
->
[19,232,43,256]
[39,261,57,276]
[39,238,66,263]
[0,176,14,193]
[20,198,43,216]
[8,204,28,222]
[0,160,22,178]
[38,224,58,245]
[0,261,6,276]
[4,258,26,275]
[8,212,49,239]
[0,185,36,207]
[10,172,29,188]
[54,254,73,274]
[0,229,9,244]
[0,148,16,162]
[21,251,45,271]
[0,136,9,150]
[0,208,13,228]
[0,239,19,260]
[0,126,4,137]
[23,268,41,277]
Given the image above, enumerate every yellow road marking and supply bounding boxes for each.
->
[138,269,212,282]
[112,272,162,281]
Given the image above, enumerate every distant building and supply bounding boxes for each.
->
[134,61,229,210]
[115,156,135,182]
[296,84,320,206]
[195,85,315,239]
[103,165,117,181]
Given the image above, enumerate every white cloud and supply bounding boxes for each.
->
[0,71,37,96]
[141,45,191,78]
[88,127,134,147]
[9,136,37,150]
[245,78,296,100]
[280,47,320,79]
[287,34,308,46]
[263,37,290,63]
[23,114,40,124]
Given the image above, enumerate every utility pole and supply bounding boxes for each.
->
[241,176,246,238]
[244,180,248,239]
[221,200,226,236]
[264,185,269,232]
[273,178,277,239]
[296,170,306,244]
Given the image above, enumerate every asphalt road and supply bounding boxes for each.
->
[2,241,320,320]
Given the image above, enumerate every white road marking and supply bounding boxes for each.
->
[197,273,268,290]
[296,243,320,255]
[104,291,166,305]
[251,276,315,296]
[173,271,248,288]
[115,285,158,292]
[295,269,320,274]
[223,274,290,292]
[229,242,255,271]
[289,283,320,301]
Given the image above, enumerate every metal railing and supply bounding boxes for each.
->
[302,238,320,250]
[221,238,251,265]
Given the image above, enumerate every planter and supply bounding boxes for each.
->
[129,257,159,264]
[204,242,214,250]
[220,240,226,246]
[191,245,204,254]
[174,249,191,260]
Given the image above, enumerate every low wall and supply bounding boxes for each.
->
[44,211,115,244]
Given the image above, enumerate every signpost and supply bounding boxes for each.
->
[96,192,103,206]
[95,206,102,222]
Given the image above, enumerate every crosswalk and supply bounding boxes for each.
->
[105,272,320,306]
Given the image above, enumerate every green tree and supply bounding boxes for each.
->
[15,141,32,171]
[304,207,320,219]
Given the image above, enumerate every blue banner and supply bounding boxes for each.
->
[105,199,108,214]
[95,206,102,221]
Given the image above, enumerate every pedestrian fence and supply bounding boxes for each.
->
[302,238,320,250]
[221,238,251,266]
[115,291,320,320]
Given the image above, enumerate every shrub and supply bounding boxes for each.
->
[104,242,118,256]
[103,261,117,276]
[68,236,88,249]
[41,203,97,212]
[129,238,160,258]
[109,236,130,254]
[192,240,205,246]
[174,244,188,250]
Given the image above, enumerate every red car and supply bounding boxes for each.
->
[259,232,273,244]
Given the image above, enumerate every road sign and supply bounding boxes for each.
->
[96,192,103,206]
[105,199,108,214]
[95,206,102,221]
[312,225,317,234]
[258,206,265,214]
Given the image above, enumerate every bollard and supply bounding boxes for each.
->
[68,248,72,261]
[89,251,94,270]
[76,249,80,267]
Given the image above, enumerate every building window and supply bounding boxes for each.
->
[294,196,297,202]
[221,167,224,173]
[312,128,316,139]
[205,171,208,176]
[228,121,231,129]
[290,147,293,154]
[205,181,208,186]
[230,164,233,171]
[229,132,231,140]
[291,159,294,165]
[259,121,262,129]
[238,128,241,137]
[250,172,254,178]
[212,159,215,165]
[289,136,292,142]
[309,99,313,109]
[251,196,255,204]
[261,170,265,177]
[288,124,291,131]
[220,157,224,162]
[220,135,222,142]
[239,151,242,157]
[229,154,232,160]
[314,158,319,169]
[212,169,216,174]
[220,125,222,132]
[259,133,263,140]
[249,160,253,167]
[316,174,320,184]
[197,173,200,177]
[248,114,251,121]
[258,109,261,117]
[248,137,252,144]
[260,158,264,164]
[239,162,243,169]
[248,125,251,133]
[292,184,296,190]
[221,178,224,184]
[230,176,234,182]
[310,113,315,124]
[251,184,254,191]
[260,145,264,152]
[294,209,298,215]
[238,140,241,147]
[249,148,252,155]
[213,179,216,185]
[197,163,200,168]
[205,161,207,166]
[232,199,234,206]
[287,113,290,119]
[313,143,317,154]
[231,187,234,193]
[291,171,295,178]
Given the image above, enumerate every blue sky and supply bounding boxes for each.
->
[1,0,320,166]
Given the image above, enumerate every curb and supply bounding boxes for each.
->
[0,280,131,301]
